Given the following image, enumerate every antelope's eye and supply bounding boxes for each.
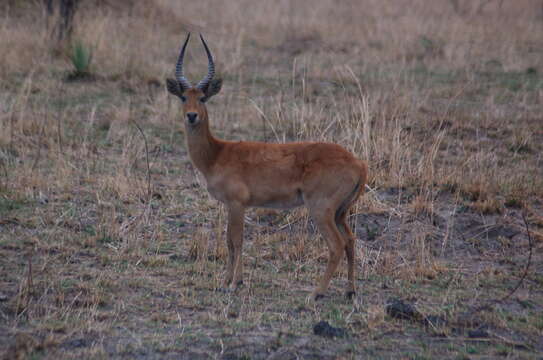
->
[180,95,187,102]
[199,97,207,103]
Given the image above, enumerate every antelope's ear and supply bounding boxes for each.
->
[166,78,183,97]
[202,78,222,101]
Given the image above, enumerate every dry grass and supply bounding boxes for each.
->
[1,0,543,359]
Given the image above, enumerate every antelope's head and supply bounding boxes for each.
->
[166,33,222,128]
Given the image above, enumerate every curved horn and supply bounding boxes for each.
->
[196,34,215,90]
[175,33,192,89]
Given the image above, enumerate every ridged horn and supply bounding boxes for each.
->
[175,33,193,89]
[196,34,215,90]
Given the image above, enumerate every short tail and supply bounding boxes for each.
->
[356,159,368,198]
[335,159,368,222]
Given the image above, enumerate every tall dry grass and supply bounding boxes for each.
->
[1,0,541,259]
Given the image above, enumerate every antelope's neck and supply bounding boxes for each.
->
[185,124,221,177]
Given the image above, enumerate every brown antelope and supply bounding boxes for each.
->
[166,33,368,299]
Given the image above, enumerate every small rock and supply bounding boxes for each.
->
[62,338,90,349]
[313,321,347,338]
[0,293,8,301]
[152,192,162,200]
[468,327,489,338]
[386,298,421,321]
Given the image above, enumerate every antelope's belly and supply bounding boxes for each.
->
[205,175,304,209]
[247,188,304,209]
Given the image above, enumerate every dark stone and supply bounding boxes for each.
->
[468,327,489,338]
[62,338,91,349]
[385,298,421,321]
[313,321,347,338]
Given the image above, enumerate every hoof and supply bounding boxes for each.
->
[216,280,244,294]
[346,291,356,299]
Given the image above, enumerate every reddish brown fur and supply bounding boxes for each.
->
[170,86,367,299]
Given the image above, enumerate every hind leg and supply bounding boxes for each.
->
[337,211,357,298]
[336,181,365,298]
[303,166,365,299]
[309,207,346,299]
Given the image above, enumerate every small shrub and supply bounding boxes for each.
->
[504,194,524,208]
[470,198,503,215]
[67,40,93,80]
[508,130,533,154]
[460,182,489,202]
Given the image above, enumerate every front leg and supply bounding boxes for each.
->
[225,202,245,288]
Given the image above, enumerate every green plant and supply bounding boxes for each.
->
[69,40,93,78]
[0,195,26,215]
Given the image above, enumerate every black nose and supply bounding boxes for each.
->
[186,112,198,124]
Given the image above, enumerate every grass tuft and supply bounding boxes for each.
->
[67,40,93,80]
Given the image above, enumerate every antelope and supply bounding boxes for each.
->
[166,33,368,299]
